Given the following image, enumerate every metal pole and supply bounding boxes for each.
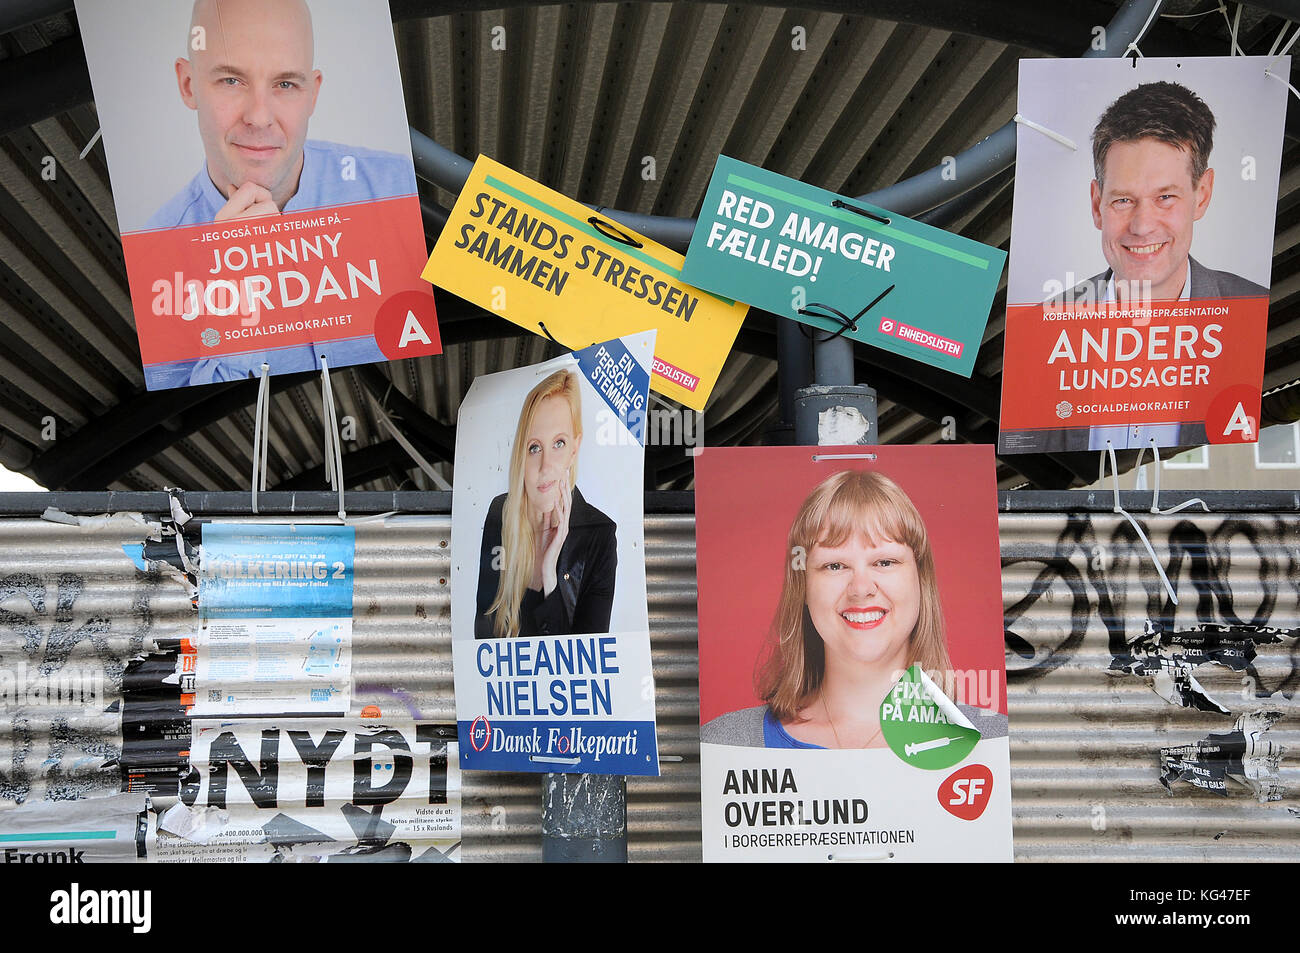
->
[541,773,627,862]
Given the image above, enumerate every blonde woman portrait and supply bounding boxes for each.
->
[474,369,617,639]
[702,469,1006,748]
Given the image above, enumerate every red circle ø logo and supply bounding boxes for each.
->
[879,319,895,334]
[470,715,491,752]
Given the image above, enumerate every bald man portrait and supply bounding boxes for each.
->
[148,0,416,229]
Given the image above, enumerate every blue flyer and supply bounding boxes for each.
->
[197,524,355,715]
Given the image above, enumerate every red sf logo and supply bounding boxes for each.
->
[470,715,491,752]
[937,764,993,821]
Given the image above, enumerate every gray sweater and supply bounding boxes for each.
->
[701,703,1009,748]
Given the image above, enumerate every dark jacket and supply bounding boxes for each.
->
[1055,257,1267,305]
[474,486,617,639]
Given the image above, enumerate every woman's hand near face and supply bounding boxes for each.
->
[539,480,572,595]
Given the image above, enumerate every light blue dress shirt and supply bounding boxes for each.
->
[141,141,419,389]
[1087,271,1191,451]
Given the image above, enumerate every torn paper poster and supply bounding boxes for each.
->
[120,646,192,798]
[195,524,354,715]
[0,792,147,863]
[1160,710,1287,803]
[154,721,461,863]
[1115,620,1296,713]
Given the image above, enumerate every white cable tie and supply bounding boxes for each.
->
[320,358,334,491]
[250,363,270,514]
[811,452,878,461]
[1013,113,1078,151]
[1264,68,1300,106]
[827,850,893,862]
[1220,2,1245,57]
[1102,442,1179,605]
[1279,23,1300,57]
[319,358,346,521]
[1124,42,1144,59]
[1267,20,1290,56]
[1148,440,1210,516]
[366,392,452,490]
[529,755,581,765]
[1130,0,1162,48]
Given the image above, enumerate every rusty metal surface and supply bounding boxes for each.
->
[0,495,1296,861]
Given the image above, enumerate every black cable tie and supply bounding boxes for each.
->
[588,215,644,248]
[538,321,563,346]
[797,303,857,342]
[831,198,891,226]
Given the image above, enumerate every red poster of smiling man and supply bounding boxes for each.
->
[695,445,1011,862]
[1000,58,1286,455]
[76,0,439,390]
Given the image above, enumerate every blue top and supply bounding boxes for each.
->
[762,708,825,749]
[145,139,418,230]
[140,140,417,388]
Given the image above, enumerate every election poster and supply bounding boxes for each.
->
[696,445,1011,862]
[195,523,354,716]
[76,0,440,390]
[1000,56,1287,453]
[152,720,461,862]
[421,155,748,410]
[681,156,1006,378]
[0,792,148,864]
[450,332,660,776]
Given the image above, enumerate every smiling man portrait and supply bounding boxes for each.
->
[148,0,416,229]
[1062,80,1266,306]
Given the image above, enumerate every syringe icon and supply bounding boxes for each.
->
[904,736,962,758]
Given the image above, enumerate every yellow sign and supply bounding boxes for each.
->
[422,156,748,410]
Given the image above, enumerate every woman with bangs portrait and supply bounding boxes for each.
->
[474,368,617,640]
[701,469,1006,749]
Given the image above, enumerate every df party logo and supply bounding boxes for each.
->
[879,664,981,770]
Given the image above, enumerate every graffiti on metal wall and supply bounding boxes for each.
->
[1003,512,1300,692]
[0,570,168,804]
[1002,511,1299,799]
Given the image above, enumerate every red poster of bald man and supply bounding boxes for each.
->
[1000,57,1286,456]
[76,0,440,390]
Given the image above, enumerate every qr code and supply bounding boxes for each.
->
[207,690,222,702]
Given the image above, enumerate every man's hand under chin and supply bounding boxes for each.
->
[214,182,281,222]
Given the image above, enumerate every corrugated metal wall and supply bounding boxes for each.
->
[0,492,1296,861]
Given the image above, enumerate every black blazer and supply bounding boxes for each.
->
[474,486,617,639]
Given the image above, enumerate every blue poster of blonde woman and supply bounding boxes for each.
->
[449,332,659,776]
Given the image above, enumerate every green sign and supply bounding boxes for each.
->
[680,156,1006,377]
[879,665,981,770]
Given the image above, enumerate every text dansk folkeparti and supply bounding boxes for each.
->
[477,636,620,717]
[1048,323,1222,392]
[152,227,382,327]
[483,725,640,762]
[452,192,700,321]
[704,189,896,283]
